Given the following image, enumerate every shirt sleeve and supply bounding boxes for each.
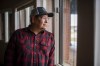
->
[48,34,55,66]
[4,32,17,66]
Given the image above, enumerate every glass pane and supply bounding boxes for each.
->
[19,9,26,28]
[63,0,77,66]
[70,0,77,65]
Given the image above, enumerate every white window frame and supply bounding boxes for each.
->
[15,9,20,30]
[5,12,9,43]
[54,0,60,65]
[25,7,30,27]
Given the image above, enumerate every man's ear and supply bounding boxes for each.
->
[32,16,35,23]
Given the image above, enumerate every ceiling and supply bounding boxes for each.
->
[0,0,25,10]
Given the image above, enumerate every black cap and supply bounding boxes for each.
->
[30,7,54,17]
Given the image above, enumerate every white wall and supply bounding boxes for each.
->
[94,0,100,66]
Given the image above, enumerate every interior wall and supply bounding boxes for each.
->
[77,0,94,66]
[0,14,2,40]
[0,0,33,11]
[0,41,7,65]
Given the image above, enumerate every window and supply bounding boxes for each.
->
[0,11,12,43]
[15,6,33,29]
[59,0,77,66]
[4,12,9,42]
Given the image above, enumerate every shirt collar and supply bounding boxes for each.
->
[27,25,45,35]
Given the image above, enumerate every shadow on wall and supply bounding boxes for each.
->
[0,40,8,66]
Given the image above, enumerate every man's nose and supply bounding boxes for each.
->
[45,19,48,23]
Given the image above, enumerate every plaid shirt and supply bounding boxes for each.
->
[4,27,55,66]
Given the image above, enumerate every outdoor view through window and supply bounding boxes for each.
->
[63,0,77,66]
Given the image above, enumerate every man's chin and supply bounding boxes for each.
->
[41,28,46,30]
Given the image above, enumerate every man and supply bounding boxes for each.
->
[4,7,55,66]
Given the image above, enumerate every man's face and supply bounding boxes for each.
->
[34,15,49,29]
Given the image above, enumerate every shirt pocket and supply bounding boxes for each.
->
[39,42,49,54]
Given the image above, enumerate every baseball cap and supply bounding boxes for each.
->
[30,7,54,17]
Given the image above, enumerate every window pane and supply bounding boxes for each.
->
[63,0,77,66]
[19,9,26,28]
[4,12,9,42]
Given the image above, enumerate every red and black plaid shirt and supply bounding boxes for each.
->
[4,27,55,66]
